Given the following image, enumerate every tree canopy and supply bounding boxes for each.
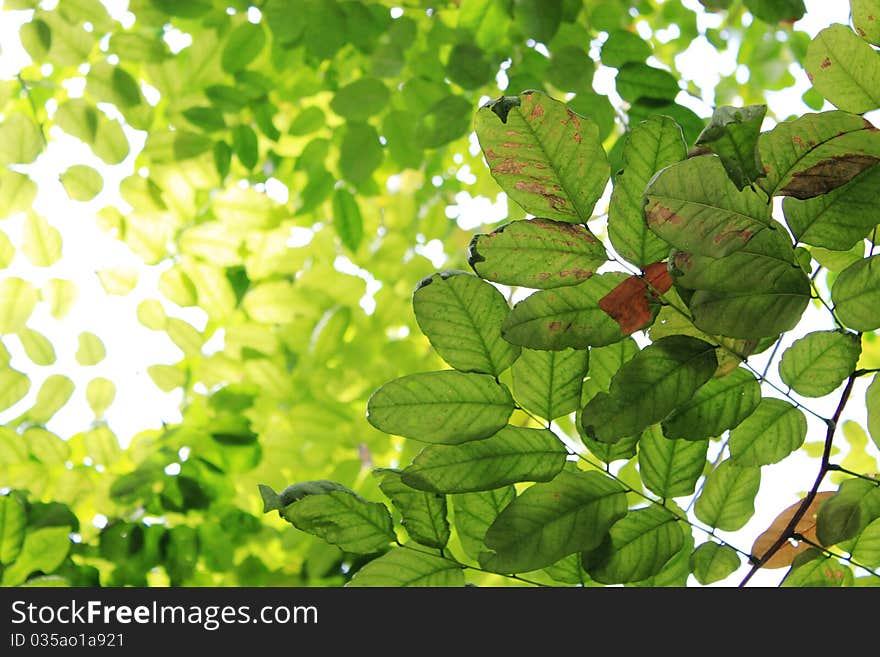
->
[1,0,879,588]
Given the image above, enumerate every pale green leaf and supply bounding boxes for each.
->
[0,527,71,586]
[689,542,740,585]
[694,460,761,531]
[0,277,38,334]
[804,24,880,114]
[778,330,861,397]
[86,377,115,417]
[331,188,364,252]
[852,0,880,45]
[54,99,129,164]
[0,366,30,411]
[137,299,167,330]
[0,113,43,165]
[783,550,853,587]
[18,328,56,366]
[76,331,106,366]
[59,164,103,201]
[512,347,588,421]
[638,431,709,498]
[0,169,37,217]
[850,517,880,567]
[330,77,389,121]
[831,255,880,331]
[25,375,74,425]
[346,546,464,587]
[729,398,807,466]
[453,486,515,561]
[0,495,26,565]
[22,213,62,267]
[43,279,77,320]
[378,470,449,549]
[221,22,266,73]
[868,374,880,450]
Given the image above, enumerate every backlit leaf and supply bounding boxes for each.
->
[26,375,75,425]
[751,492,835,568]
[339,121,383,184]
[816,479,880,546]
[347,546,464,587]
[850,517,880,567]
[480,470,627,573]
[601,30,652,68]
[804,24,880,115]
[0,113,43,166]
[645,155,772,258]
[512,348,588,421]
[694,104,766,189]
[475,91,609,223]
[744,0,805,23]
[689,542,740,584]
[0,495,26,565]
[22,213,62,267]
[76,332,106,366]
[0,368,30,412]
[366,371,514,444]
[831,255,880,331]
[778,330,860,397]
[729,398,807,466]
[694,460,761,531]
[221,22,266,73]
[782,550,853,587]
[852,0,880,46]
[0,278,38,334]
[453,486,515,561]
[401,426,567,494]
[468,219,607,290]
[378,470,450,549]
[331,188,364,252]
[330,77,390,121]
[608,116,686,267]
[868,374,880,450]
[0,527,71,586]
[86,377,116,417]
[638,431,709,499]
[54,99,129,164]
[616,63,679,104]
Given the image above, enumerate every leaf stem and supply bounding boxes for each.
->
[794,535,880,579]
[825,464,880,485]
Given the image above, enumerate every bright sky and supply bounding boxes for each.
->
[0,0,876,586]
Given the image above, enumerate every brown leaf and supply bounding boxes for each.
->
[751,492,835,568]
[780,154,878,199]
[598,262,672,335]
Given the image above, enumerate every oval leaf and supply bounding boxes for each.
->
[511,347,588,421]
[729,398,807,466]
[377,470,449,549]
[695,460,761,531]
[689,542,740,584]
[831,255,880,331]
[778,330,861,397]
[347,547,464,587]
[638,430,709,499]
[804,24,880,115]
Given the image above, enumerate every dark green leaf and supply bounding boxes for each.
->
[695,104,766,189]
[729,398,807,466]
[221,22,266,73]
[480,470,627,573]
[817,479,880,546]
[831,255,880,331]
[413,271,520,376]
[601,30,652,68]
[446,43,494,89]
[475,91,609,223]
[378,470,450,549]
[581,336,718,443]
[513,0,561,43]
[512,348,588,421]
[453,487,515,561]
[804,24,880,114]
[616,63,679,103]
[232,125,259,169]
[546,46,594,92]
[347,546,464,586]
[628,100,706,147]
[468,219,607,290]
[585,505,684,584]
[638,430,709,498]
[182,106,226,132]
[501,272,628,350]
[783,164,880,250]
[330,77,390,121]
[645,155,772,258]
[567,92,616,141]
[366,371,515,444]
[416,95,472,149]
[662,367,761,441]
[689,542,740,585]
[694,460,761,531]
[331,188,364,252]
[744,0,805,23]
[402,426,567,494]
[608,116,687,267]
[778,330,861,397]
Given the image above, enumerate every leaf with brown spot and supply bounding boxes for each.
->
[759,110,880,198]
[751,492,835,568]
[475,91,609,223]
[598,262,672,335]
[804,24,880,115]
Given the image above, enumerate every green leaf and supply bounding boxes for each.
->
[501,272,628,350]
[275,486,394,554]
[378,470,450,549]
[0,277,39,334]
[804,24,880,114]
[26,375,75,425]
[453,486,515,561]
[852,0,880,46]
[475,91,609,223]
[831,255,880,331]
[581,336,718,443]
[783,550,853,587]
[616,63,680,104]
[182,106,226,132]
[585,505,684,584]
[689,542,740,585]
[330,77,390,121]
[60,164,103,201]
[19,19,51,61]
[346,546,464,587]
[76,331,106,366]
[413,271,520,376]
[0,526,71,586]
[850,517,880,567]
[221,22,266,73]
[513,0,561,43]
[645,155,772,258]
[744,0,805,23]
[694,460,761,531]
[0,169,37,217]
[0,113,43,166]
[817,479,880,546]
[694,105,766,189]
[783,164,880,250]
[366,371,515,444]
[546,46,594,93]
[331,188,364,252]
[778,330,861,397]
[339,121,383,184]
[758,110,880,199]
[232,125,259,170]
[86,377,115,417]
[0,367,30,411]
[601,29,652,68]
[729,398,807,466]
[54,99,129,164]
[21,213,62,268]
[608,116,687,267]
[512,348,588,421]
[289,106,326,136]
[401,426,567,494]
[446,42,495,89]
[868,374,880,450]
[0,233,12,269]
[671,229,811,339]
[18,327,56,366]
[468,219,608,290]
[638,432,709,499]
[416,95,472,149]
[662,368,761,441]
[0,495,26,565]
[480,470,627,573]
